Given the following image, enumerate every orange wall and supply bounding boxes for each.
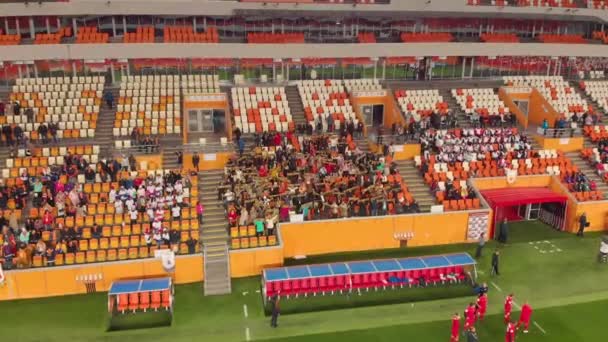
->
[350,94,405,131]
[229,247,284,278]
[499,89,530,128]
[534,135,584,153]
[183,152,232,171]
[529,88,561,127]
[472,175,552,190]
[569,200,608,233]
[279,210,484,258]
[134,154,163,170]
[0,255,202,301]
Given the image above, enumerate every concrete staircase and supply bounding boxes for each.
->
[198,170,232,295]
[285,85,308,128]
[394,159,434,212]
[566,151,608,200]
[95,87,120,156]
[573,81,604,123]
[440,88,472,129]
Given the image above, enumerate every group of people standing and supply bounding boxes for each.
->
[451,292,533,342]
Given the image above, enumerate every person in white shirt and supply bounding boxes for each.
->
[115,200,124,215]
[125,207,136,226]
[108,188,117,204]
[171,205,181,220]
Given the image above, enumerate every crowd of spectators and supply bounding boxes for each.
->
[563,171,596,192]
[130,128,161,154]
[217,131,419,236]
[0,147,198,269]
[419,128,532,166]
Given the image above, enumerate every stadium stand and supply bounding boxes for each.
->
[480,33,519,43]
[247,33,305,44]
[357,32,377,43]
[537,34,586,44]
[163,26,219,43]
[75,27,109,44]
[394,89,450,122]
[5,76,103,141]
[115,75,181,137]
[222,134,418,249]
[503,76,592,121]
[451,88,512,127]
[400,32,453,43]
[296,79,361,131]
[34,27,72,45]
[231,86,294,134]
[124,26,155,43]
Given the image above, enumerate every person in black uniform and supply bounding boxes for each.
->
[491,250,500,276]
[270,295,281,328]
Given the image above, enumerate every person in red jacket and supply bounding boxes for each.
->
[506,321,517,342]
[464,303,476,331]
[504,293,514,323]
[477,293,488,321]
[450,313,461,342]
[517,301,533,333]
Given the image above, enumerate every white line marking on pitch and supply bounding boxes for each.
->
[477,270,485,275]
[243,304,248,318]
[245,327,251,341]
[512,301,522,310]
[242,291,249,296]
[491,281,503,292]
[534,321,547,335]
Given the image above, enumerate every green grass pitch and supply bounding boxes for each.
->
[1,220,607,341]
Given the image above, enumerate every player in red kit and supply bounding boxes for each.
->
[505,321,516,342]
[504,294,514,323]
[464,303,476,331]
[450,313,461,342]
[517,301,533,333]
[477,293,488,321]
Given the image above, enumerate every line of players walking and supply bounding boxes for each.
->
[450,290,533,342]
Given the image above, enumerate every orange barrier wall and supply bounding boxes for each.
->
[472,175,552,190]
[498,88,530,128]
[368,141,421,161]
[183,152,232,171]
[134,154,163,170]
[534,135,584,153]
[279,210,484,258]
[229,246,284,278]
[0,255,203,301]
[350,92,404,131]
[568,200,608,233]
[529,88,561,128]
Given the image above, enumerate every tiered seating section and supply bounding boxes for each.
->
[590,0,608,9]
[7,76,103,139]
[2,145,100,181]
[416,128,576,211]
[263,253,473,299]
[452,88,508,120]
[581,144,608,194]
[296,79,359,130]
[394,89,450,122]
[231,87,293,133]
[163,26,219,43]
[0,29,20,45]
[247,33,305,44]
[34,27,72,45]
[480,33,519,42]
[469,0,580,7]
[19,165,200,267]
[537,34,586,44]
[230,226,278,249]
[115,75,181,136]
[180,74,220,94]
[357,32,376,43]
[503,76,591,120]
[580,80,608,115]
[75,27,109,44]
[400,32,453,43]
[124,26,155,43]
